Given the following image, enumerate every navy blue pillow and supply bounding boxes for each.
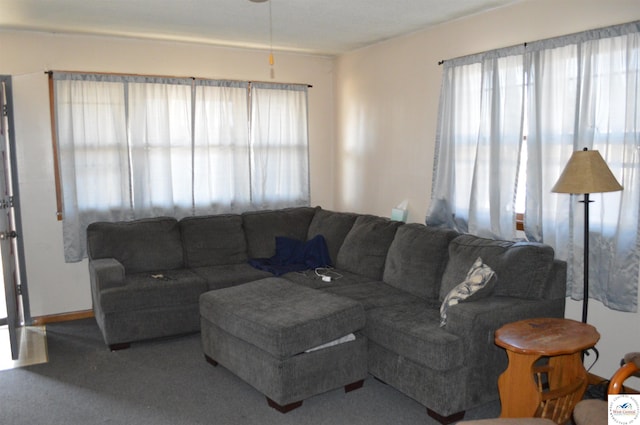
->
[272,234,332,268]
[272,236,305,265]
[249,235,331,276]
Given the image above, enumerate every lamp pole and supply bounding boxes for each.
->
[552,147,623,365]
[551,146,624,323]
[579,193,593,324]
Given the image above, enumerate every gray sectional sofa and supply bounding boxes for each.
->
[87,206,566,423]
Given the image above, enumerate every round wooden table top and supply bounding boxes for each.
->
[495,317,600,356]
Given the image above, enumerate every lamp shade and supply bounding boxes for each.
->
[551,149,623,194]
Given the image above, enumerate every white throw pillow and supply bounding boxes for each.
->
[439,257,496,327]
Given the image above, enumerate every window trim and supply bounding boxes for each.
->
[47,73,63,221]
[516,213,524,231]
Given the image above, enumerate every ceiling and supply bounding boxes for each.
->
[0,0,521,56]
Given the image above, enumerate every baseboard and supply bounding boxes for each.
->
[30,310,94,326]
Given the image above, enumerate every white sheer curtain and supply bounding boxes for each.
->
[429,21,640,312]
[193,80,251,214]
[53,74,310,262]
[128,78,193,218]
[250,83,309,209]
[429,47,525,240]
[525,22,640,312]
[54,74,132,262]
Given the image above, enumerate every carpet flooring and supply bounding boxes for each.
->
[0,319,500,424]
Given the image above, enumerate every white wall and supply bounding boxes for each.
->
[334,0,640,382]
[0,31,336,318]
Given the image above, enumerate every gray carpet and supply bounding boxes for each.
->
[0,319,500,424]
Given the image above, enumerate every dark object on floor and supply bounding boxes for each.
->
[583,381,608,400]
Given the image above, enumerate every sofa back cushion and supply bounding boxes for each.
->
[439,234,555,301]
[242,207,318,259]
[179,215,247,267]
[336,215,402,281]
[383,224,459,300]
[87,217,184,274]
[306,208,359,266]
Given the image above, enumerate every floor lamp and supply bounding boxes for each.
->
[551,147,623,324]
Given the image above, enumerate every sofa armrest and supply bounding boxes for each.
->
[443,296,565,396]
[89,258,126,292]
[445,296,565,361]
[542,260,567,300]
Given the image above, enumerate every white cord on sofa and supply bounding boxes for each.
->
[314,267,343,282]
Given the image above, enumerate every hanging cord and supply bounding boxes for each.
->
[584,346,600,372]
[268,0,274,67]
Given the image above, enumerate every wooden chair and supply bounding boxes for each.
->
[608,352,640,394]
[572,352,640,425]
[533,363,586,425]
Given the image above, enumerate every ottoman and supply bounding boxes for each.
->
[200,277,368,413]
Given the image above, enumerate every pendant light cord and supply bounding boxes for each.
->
[268,0,274,66]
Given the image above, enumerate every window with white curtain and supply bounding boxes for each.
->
[250,83,310,207]
[428,21,640,312]
[50,73,310,262]
[429,47,526,239]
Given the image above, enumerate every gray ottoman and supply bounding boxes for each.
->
[200,277,368,413]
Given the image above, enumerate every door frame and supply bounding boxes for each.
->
[1,75,31,326]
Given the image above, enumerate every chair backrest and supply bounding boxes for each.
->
[535,369,585,425]
[609,352,640,394]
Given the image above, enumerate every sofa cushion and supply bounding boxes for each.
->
[179,214,247,267]
[365,302,464,371]
[322,281,423,310]
[242,207,318,259]
[306,208,359,266]
[280,268,376,289]
[87,217,184,274]
[440,235,555,301]
[191,263,272,291]
[383,224,459,300]
[199,277,365,359]
[336,215,402,281]
[99,268,207,314]
[440,257,496,326]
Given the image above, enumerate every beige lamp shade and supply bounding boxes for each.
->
[552,149,623,194]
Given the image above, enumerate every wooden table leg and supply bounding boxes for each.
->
[547,352,587,394]
[498,351,541,418]
[547,352,589,409]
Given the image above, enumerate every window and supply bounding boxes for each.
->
[429,21,640,312]
[429,48,525,240]
[49,73,310,262]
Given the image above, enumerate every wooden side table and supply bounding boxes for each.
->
[494,318,600,424]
